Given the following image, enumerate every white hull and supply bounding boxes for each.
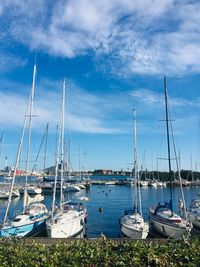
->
[188,210,200,229]
[187,198,200,229]
[140,181,148,187]
[149,182,157,188]
[150,213,191,239]
[0,193,9,199]
[121,222,149,239]
[64,185,81,192]
[0,188,20,199]
[27,187,42,195]
[47,210,86,238]
[105,181,116,185]
[78,184,86,189]
[20,186,42,195]
[12,189,20,197]
[120,214,149,239]
[157,182,163,187]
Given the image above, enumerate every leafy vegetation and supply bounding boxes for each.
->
[0,237,199,266]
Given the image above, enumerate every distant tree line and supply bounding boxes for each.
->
[140,170,199,181]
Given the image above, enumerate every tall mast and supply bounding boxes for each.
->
[4,87,32,224]
[133,108,138,214]
[143,150,147,180]
[23,63,36,212]
[0,133,4,170]
[67,140,71,177]
[190,153,194,182]
[52,125,60,221]
[79,145,81,181]
[164,76,173,211]
[43,123,49,176]
[60,79,66,208]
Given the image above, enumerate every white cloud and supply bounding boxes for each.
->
[130,87,200,109]
[0,53,27,72]
[0,76,200,138]
[4,0,199,76]
[0,79,124,134]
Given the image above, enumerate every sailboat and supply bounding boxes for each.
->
[149,77,192,239]
[187,194,200,229]
[120,108,149,239]
[46,79,87,238]
[0,63,49,237]
[0,187,20,199]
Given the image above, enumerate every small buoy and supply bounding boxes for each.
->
[105,193,108,196]
[109,189,111,192]
[99,207,103,212]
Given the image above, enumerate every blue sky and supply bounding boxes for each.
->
[0,0,200,172]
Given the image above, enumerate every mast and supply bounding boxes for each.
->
[164,76,173,211]
[23,63,36,213]
[5,156,7,169]
[190,153,194,182]
[133,108,138,214]
[30,123,48,176]
[60,79,66,208]
[43,123,49,176]
[0,133,4,170]
[51,125,60,221]
[79,145,81,181]
[143,150,147,180]
[3,89,32,224]
[67,140,71,177]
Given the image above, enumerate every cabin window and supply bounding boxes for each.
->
[13,218,21,222]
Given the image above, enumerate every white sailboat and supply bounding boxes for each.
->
[0,63,48,237]
[0,188,10,199]
[0,187,20,199]
[19,185,42,195]
[149,77,192,239]
[120,108,149,239]
[46,80,87,238]
[140,180,148,187]
[187,195,200,229]
[63,183,81,192]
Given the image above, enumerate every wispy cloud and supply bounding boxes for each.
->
[0,79,125,134]
[130,88,200,109]
[0,77,199,135]
[1,1,200,76]
[0,53,27,72]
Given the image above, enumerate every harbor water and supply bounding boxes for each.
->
[0,175,199,238]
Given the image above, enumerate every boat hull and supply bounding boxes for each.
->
[121,222,149,239]
[149,214,191,239]
[0,218,46,237]
[120,213,149,239]
[188,211,200,229]
[47,211,86,238]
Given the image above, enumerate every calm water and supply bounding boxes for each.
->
[0,176,199,238]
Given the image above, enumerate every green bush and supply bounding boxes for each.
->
[0,238,199,267]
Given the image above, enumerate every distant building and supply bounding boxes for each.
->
[93,169,113,175]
